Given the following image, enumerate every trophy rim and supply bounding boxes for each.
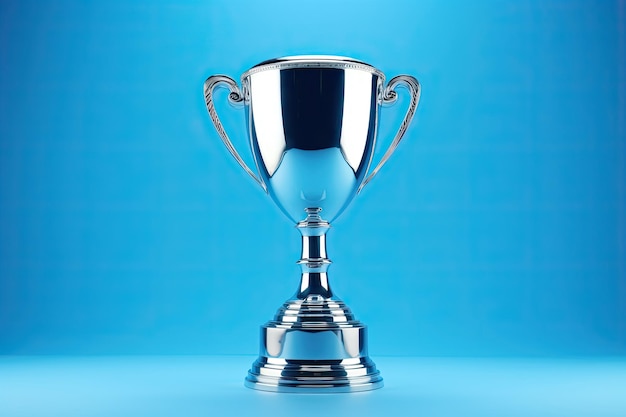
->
[241,55,385,80]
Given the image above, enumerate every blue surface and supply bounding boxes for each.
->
[1,356,626,417]
[1,0,625,357]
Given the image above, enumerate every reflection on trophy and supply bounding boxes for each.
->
[204,56,420,392]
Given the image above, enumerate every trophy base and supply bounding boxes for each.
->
[244,297,383,393]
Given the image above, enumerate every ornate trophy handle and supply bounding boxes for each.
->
[357,75,421,193]
[203,75,266,191]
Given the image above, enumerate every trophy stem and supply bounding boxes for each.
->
[295,208,333,300]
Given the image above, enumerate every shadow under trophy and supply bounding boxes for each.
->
[204,55,420,392]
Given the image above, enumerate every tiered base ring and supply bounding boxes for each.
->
[245,357,383,393]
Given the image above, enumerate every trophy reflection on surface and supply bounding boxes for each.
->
[204,56,420,392]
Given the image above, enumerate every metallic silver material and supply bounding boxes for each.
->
[203,55,421,392]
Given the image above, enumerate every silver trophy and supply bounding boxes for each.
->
[204,56,420,392]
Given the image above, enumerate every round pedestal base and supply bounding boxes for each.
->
[244,296,383,393]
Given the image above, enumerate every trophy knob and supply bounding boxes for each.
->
[203,75,267,191]
[357,75,421,193]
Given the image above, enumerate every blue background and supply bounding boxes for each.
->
[0,0,624,357]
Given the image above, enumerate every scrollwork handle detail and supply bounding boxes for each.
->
[203,75,266,192]
[357,75,421,193]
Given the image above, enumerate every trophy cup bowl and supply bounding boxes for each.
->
[204,56,420,392]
